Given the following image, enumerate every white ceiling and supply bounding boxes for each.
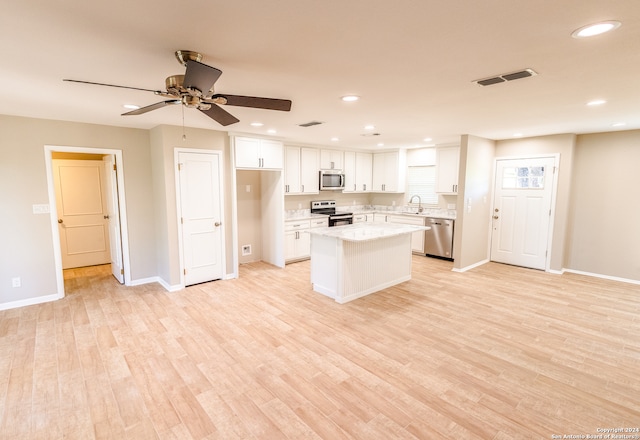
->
[2,1,639,150]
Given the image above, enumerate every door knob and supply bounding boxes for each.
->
[214,222,221,227]
[104,215,110,219]
[58,219,63,224]
[493,215,499,219]
[494,208,499,212]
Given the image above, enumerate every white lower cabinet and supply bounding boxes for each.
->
[285,217,328,263]
[384,214,426,254]
[353,214,366,223]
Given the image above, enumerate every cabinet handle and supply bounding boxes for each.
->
[301,184,304,192]
[363,184,366,191]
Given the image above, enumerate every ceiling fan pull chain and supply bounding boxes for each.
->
[182,105,186,141]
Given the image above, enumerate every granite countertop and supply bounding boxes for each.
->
[307,222,429,242]
[284,212,329,221]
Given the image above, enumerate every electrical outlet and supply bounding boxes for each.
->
[241,245,252,256]
[12,277,21,288]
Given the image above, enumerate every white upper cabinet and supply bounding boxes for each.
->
[284,146,319,195]
[284,146,301,193]
[235,136,283,169]
[372,150,406,192]
[320,149,344,170]
[435,146,460,194]
[343,151,372,193]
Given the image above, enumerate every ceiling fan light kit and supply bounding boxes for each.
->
[64,50,292,126]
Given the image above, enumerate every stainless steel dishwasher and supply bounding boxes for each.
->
[424,217,454,260]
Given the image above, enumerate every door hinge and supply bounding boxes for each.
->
[113,164,117,171]
[120,268,124,275]
[181,217,184,224]
[184,269,187,275]
[178,163,183,171]
[549,209,551,216]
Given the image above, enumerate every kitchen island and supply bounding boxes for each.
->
[308,223,429,303]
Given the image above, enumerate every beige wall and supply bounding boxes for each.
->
[149,125,232,287]
[453,135,496,270]
[567,130,640,280]
[0,114,154,305]
[237,170,263,264]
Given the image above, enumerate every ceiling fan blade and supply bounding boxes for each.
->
[122,100,181,115]
[63,78,163,94]
[215,94,292,111]
[184,60,222,95]
[199,104,240,126]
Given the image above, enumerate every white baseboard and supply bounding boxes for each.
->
[452,259,490,273]
[0,293,62,311]
[563,268,640,286]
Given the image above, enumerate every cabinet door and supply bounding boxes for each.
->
[284,146,301,194]
[320,149,343,170]
[355,152,373,192]
[284,231,298,260]
[343,151,357,192]
[300,148,319,194]
[436,146,459,194]
[235,137,260,168]
[298,230,311,258]
[260,139,284,169]
[372,151,401,192]
[372,153,386,191]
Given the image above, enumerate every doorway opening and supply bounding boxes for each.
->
[45,145,131,298]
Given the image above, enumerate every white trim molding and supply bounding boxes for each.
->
[563,268,640,286]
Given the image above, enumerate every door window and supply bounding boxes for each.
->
[502,166,545,189]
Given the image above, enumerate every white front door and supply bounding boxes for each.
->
[53,159,111,269]
[103,155,124,283]
[178,151,224,286]
[490,156,556,270]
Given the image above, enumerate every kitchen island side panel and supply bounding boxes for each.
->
[340,234,412,303]
[310,233,340,298]
[310,232,413,303]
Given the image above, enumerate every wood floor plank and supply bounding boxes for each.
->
[1,258,639,439]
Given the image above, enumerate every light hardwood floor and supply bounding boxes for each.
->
[0,257,639,439]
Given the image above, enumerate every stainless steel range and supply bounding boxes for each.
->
[310,200,353,227]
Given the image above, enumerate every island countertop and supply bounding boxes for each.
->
[307,222,429,242]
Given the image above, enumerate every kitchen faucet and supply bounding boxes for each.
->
[409,195,423,213]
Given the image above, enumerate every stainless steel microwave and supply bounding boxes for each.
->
[319,170,345,190]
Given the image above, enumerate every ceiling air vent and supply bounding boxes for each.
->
[474,68,537,86]
[298,121,323,127]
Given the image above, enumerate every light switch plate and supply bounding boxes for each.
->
[32,204,50,214]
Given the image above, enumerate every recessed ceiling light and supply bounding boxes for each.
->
[123,104,140,110]
[612,122,626,127]
[331,137,340,142]
[341,95,360,102]
[572,20,621,38]
[587,99,606,106]
[377,143,384,147]
[364,124,375,130]
[250,122,264,127]
[423,137,432,142]
[267,129,277,134]
[513,133,523,138]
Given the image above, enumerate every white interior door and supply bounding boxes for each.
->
[53,159,111,269]
[490,157,555,270]
[103,155,124,283]
[178,151,224,286]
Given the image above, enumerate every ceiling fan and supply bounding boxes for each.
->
[63,50,292,126]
